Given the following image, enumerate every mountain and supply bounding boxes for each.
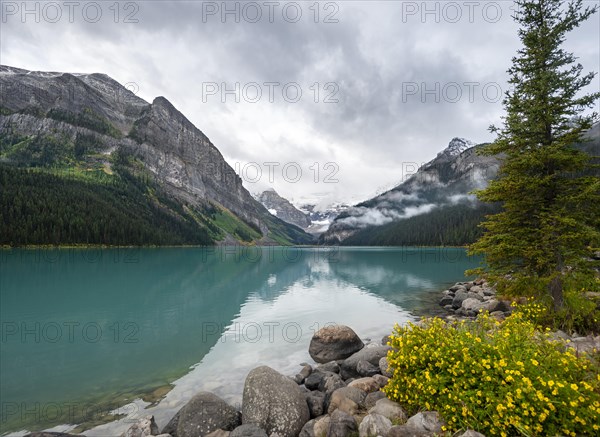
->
[321,130,600,246]
[256,189,311,229]
[0,66,314,246]
[319,138,502,245]
[298,202,350,235]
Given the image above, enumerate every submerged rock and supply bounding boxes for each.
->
[121,415,159,437]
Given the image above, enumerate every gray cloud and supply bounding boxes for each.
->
[1,0,598,205]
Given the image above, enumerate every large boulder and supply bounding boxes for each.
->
[319,372,346,395]
[242,366,310,437]
[452,289,470,309]
[364,391,386,409]
[369,398,407,422]
[327,386,367,414]
[309,325,364,363]
[358,413,392,437]
[162,392,241,437]
[403,411,445,435]
[121,415,159,437]
[327,410,357,437]
[461,297,486,312]
[316,361,340,374]
[356,360,380,377]
[348,377,380,393]
[340,346,390,379]
[306,391,326,418]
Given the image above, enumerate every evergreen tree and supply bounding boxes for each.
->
[469,0,600,311]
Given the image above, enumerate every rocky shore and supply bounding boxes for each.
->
[436,279,513,320]
[23,280,599,437]
[23,325,481,437]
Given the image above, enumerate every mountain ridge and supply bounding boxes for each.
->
[0,65,314,246]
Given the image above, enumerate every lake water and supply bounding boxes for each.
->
[0,247,480,435]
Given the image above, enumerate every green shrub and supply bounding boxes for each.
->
[383,313,600,436]
[515,293,600,335]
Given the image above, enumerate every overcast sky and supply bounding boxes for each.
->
[1,0,598,207]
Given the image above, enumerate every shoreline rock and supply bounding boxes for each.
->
[437,279,513,321]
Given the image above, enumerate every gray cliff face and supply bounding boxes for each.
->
[320,138,501,244]
[0,65,309,240]
[257,189,311,229]
[128,96,266,230]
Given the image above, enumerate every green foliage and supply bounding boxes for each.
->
[74,133,104,158]
[469,0,600,312]
[383,313,600,436]
[0,165,213,246]
[47,107,122,138]
[515,293,600,334]
[342,203,500,246]
[1,134,74,167]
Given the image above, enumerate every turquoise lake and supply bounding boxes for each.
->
[0,247,480,435]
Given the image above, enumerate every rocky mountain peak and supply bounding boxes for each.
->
[440,137,477,158]
[258,190,311,229]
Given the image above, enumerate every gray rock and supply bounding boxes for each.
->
[467,291,485,301]
[482,288,495,296]
[470,285,482,294]
[304,371,327,391]
[379,357,392,378]
[306,391,326,418]
[327,387,368,414]
[452,290,469,309]
[364,391,387,409]
[358,413,392,437]
[462,297,486,312]
[458,431,486,437]
[449,284,465,292]
[316,361,340,374]
[242,366,310,437]
[309,325,364,363]
[439,296,454,306]
[348,377,380,393]
[403,411,444,435]
[314,416,331,437]
[299,419,317,437]
[162,392,240,437]
[327,410,357,437]
[230,424,268,437]
[369,398,407,422]
[294,365,313,384]
[381,335,391,346]
[121,415,159,437]
[372,374,389,388]
[341,346,390,380]
[357,360,380,377]
[205,431,230,437]
[319,372,346,395]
